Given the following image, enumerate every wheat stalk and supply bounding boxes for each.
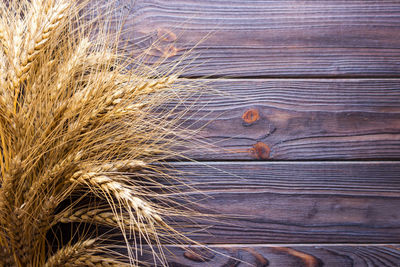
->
[0,0,207,265]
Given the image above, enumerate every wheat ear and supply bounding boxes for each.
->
[0,246,14,267]
[81,160,147,173]
[19,1,70,80]
[23,152,83,202]
[0,22,8,56]
[65,75,178,135]
[58,208,157,234]
[44,239,96,267]
[63,255,132,267]
[0,0,206,265]
[11,1,71,111]
[70,172,163,224]
[44,239,132,267]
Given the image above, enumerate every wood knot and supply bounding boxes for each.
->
[250,142,270,160]
[162,44,178,58]
[142,28,178,58]
[157,28,177,42]
[183,247,215,262]
[272,247,323,267]
[156,28,178,58]
[242,108,260,126]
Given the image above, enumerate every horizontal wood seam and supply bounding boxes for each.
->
[179,75,400,80]
[164,159,400,163]
[164,244,400,248]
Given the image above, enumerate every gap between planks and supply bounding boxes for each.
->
[164,243,400,248]
[179,76,400,80]
[165,160,400,165]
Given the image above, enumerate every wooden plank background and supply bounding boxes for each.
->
[123,0,400,266]
[171,162,400,244]
[173,79,400,160]
[126,0,400,78]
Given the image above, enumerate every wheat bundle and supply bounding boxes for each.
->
[0,0,204,266]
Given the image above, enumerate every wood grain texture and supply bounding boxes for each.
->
[124,0,400,77]
[167,161,400,244]
[156,245,400,267]
[173,79,400,160]
[114,1,400,260]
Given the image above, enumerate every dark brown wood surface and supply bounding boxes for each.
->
[160,245,400,267]
[126,0,400,78]
[124,0,400,265]
[169,162,400,244]
[174,79,400,160]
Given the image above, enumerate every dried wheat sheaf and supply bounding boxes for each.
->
[0,0,205,266]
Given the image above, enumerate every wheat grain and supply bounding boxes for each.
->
[30,197,57,244]
[0,246,14,267]
[81,160,147,173]
[44,239,96,267]
[24,151,83,201]
[70,171,164,224]
[54,38,91,92]
[20,1,70,78]
[59,208,120,226]
[66,255,132,267]
[11,1,71,111]
[58,208,158,235]
[0,22,8,56]
[7,208,28,266]
[65,75,178,137]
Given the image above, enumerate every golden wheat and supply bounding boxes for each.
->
[43,239,97,267]
[70,171,163,222]
[58,208,157,236]
[0,0,205,266]
[60,256,131,267]
[0,22,8,56]
[11,1,71,111]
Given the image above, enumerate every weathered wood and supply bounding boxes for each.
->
[125,0,400,77]
[171,79,400,160]
[157,245,400,267]
[117,2,400,261]
[166,161,400,244]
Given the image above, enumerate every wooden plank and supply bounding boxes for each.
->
[155,245,400,267]
[172,79,400,160]
[124,0,400,77]
[165,162,400,244]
